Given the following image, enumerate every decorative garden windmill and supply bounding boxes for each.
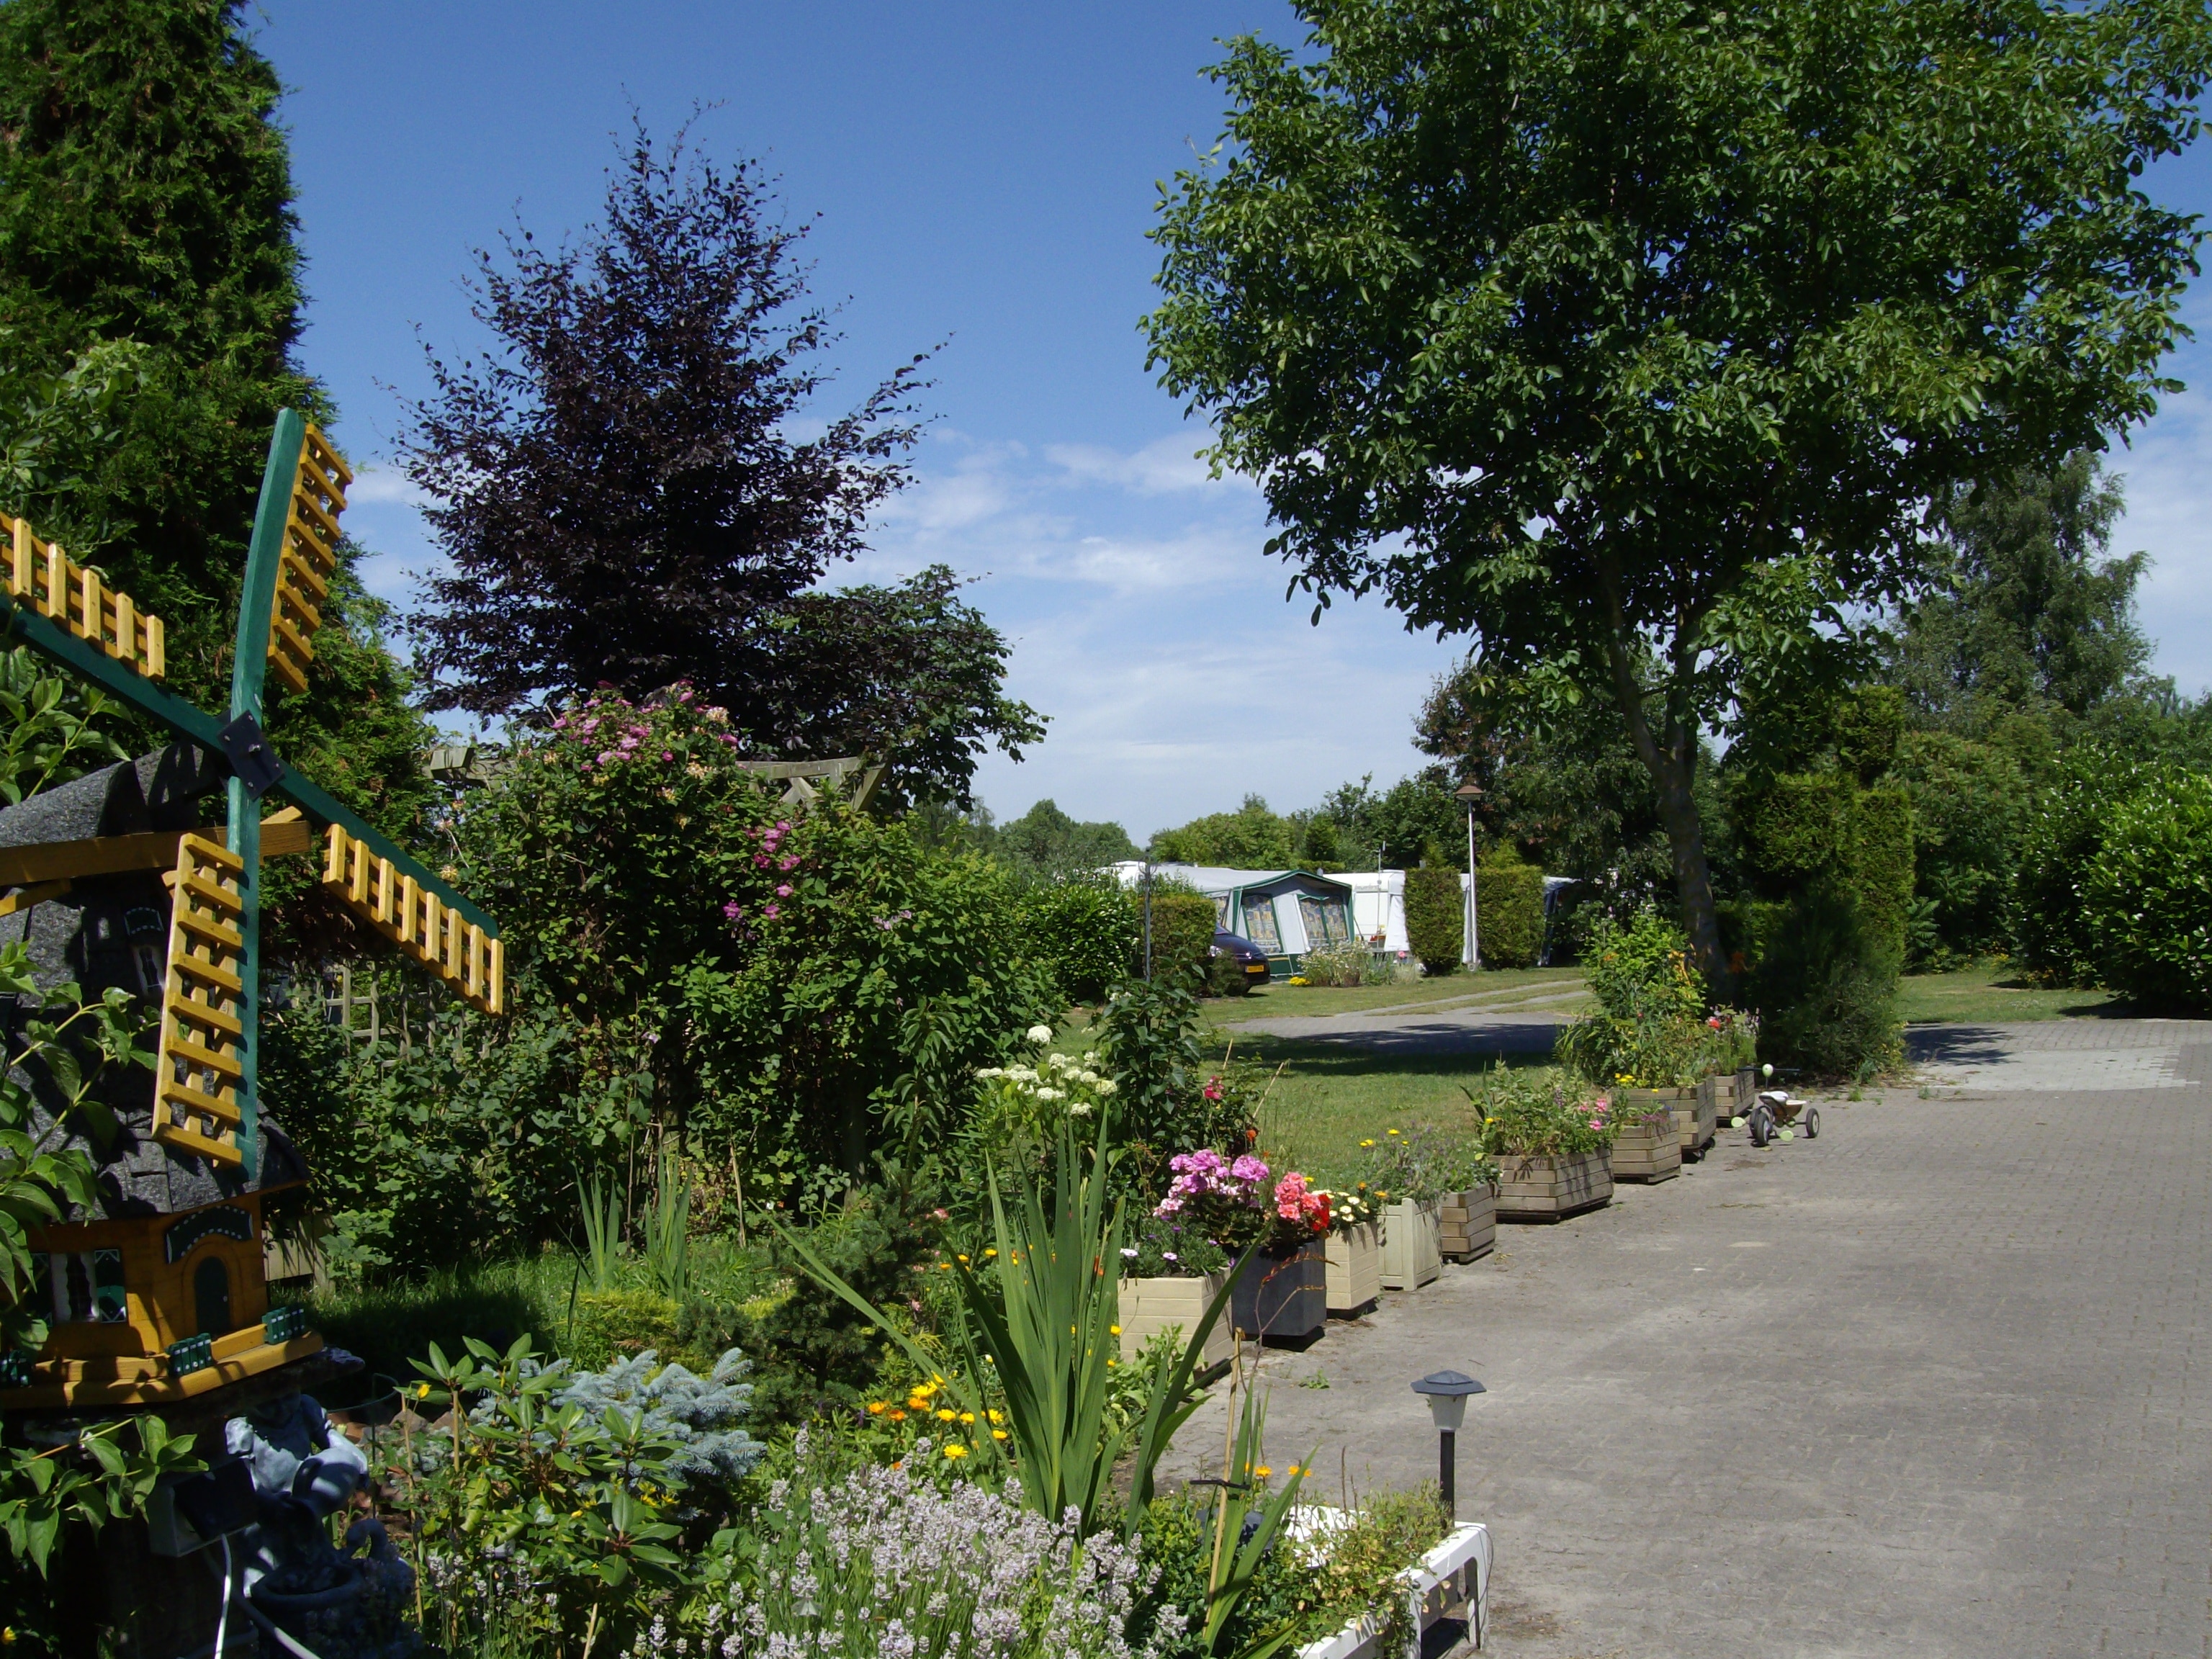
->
[0,410,503,1408]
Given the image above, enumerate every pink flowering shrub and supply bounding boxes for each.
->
[450,685,1048,1205]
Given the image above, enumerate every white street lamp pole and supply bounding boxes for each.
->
[1456,782,1483,971]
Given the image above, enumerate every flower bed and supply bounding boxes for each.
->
[1152,1151,1333,1344]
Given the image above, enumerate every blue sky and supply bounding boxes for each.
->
[256,2,2212,841]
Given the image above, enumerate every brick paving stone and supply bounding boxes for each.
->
[1157,1022,2212,1658]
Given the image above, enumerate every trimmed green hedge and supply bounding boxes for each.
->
[1019,873,1139,1004]
[1475,850,1545,968]
[1141,886,1218,990]
[2081,768,2212,1012]
[1404,866,1462,975]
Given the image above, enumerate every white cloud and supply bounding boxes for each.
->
[1043,433,1244,495]
[344,466,431,509]
[2110,346,2212,696]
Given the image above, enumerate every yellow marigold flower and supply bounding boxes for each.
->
[936,1408,956,1421]
[1109,1324,1122,1336]
[889,1409,907,1421]
[867,1401,889,1415]
[985,1249,998,1258]
[987,1408,1003,1424]
[1254,1465,1273,1478]
[1386,1128,1401,1137]
[943,1444,968,1460]
[960,1411,975,1424]
[992,1429,1008,1441]
[416,1383,431,1398]
[1105,1359,1118,1368]
[1359,1138,1375,1148]
[957,1254,969,1264]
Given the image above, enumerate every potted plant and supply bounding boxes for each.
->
[1234,1170,1331,1344]
[1118,1214,1234,1374]
[1357,1128,1447,1290]
[1470,1069,1616,1221]
[1154,1149,1327,1345]
[1318,1183,1382,1316]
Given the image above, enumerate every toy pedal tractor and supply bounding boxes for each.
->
[0,409,505,1411]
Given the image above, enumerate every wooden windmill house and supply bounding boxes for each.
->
[0,411,503,1411]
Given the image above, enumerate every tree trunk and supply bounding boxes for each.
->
[1592,565,1732,993]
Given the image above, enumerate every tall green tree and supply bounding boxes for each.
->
[1892,453,2152,729]
[1149,793,1298,867]
[0,0,320,703]
[1144,0,2212,984]
[403,121,1040,806]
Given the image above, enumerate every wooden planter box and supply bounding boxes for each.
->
[1325,1222,1381,1317]
[1120,1271,1232,1372]
[1438,1185,1496,1262]
[1496,1148,1613,1220]
[1380,1198,1442,1290]
[1617,1084,1713,1161]
[1231,1243,1327,1344]
[1607,1115,1682,1182]
[1735,1066,1758,1118]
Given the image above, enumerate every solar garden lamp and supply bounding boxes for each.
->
[1411,1369,1485,1519]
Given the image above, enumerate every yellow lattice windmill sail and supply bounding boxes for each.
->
[321,823,504,1015]
[1,511,165,678]
[264,423,352,696]
[150,835,249,1164]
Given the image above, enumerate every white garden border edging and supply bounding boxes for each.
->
[1288,1514,1493,1659]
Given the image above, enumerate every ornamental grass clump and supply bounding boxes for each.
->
[697,1428,1182,1659]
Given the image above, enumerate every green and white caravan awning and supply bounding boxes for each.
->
[1107,863,1359,963]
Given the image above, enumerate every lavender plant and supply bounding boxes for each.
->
[684,1428,1184,1659]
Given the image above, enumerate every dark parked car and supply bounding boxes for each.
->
[1212,930,1273,986]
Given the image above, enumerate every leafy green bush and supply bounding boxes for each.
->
[1403,866,1462,975]
[746,1174,949,1427]
[1021,873,1140,1003]
[446,688,1053,1205]
[2013,747,2153,986]
[1554,911,1707,1087]
[1745,881,1902,1076]
[1205,945,1253,996]
[2080,768,2212,1011]
[1298,941,1368,987]
[1094,981,1259,1200]
[1474,848,1545,968]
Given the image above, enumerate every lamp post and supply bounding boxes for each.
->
[1455,783,1483,971]
[1411,1369,1485,1519]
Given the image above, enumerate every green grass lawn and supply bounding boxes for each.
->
[1246,1048,1555,1185]
[1897,961,2129,1024]
[1203,965,1588,1024]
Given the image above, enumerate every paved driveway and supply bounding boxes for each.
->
[1161,1019,2212,1658]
